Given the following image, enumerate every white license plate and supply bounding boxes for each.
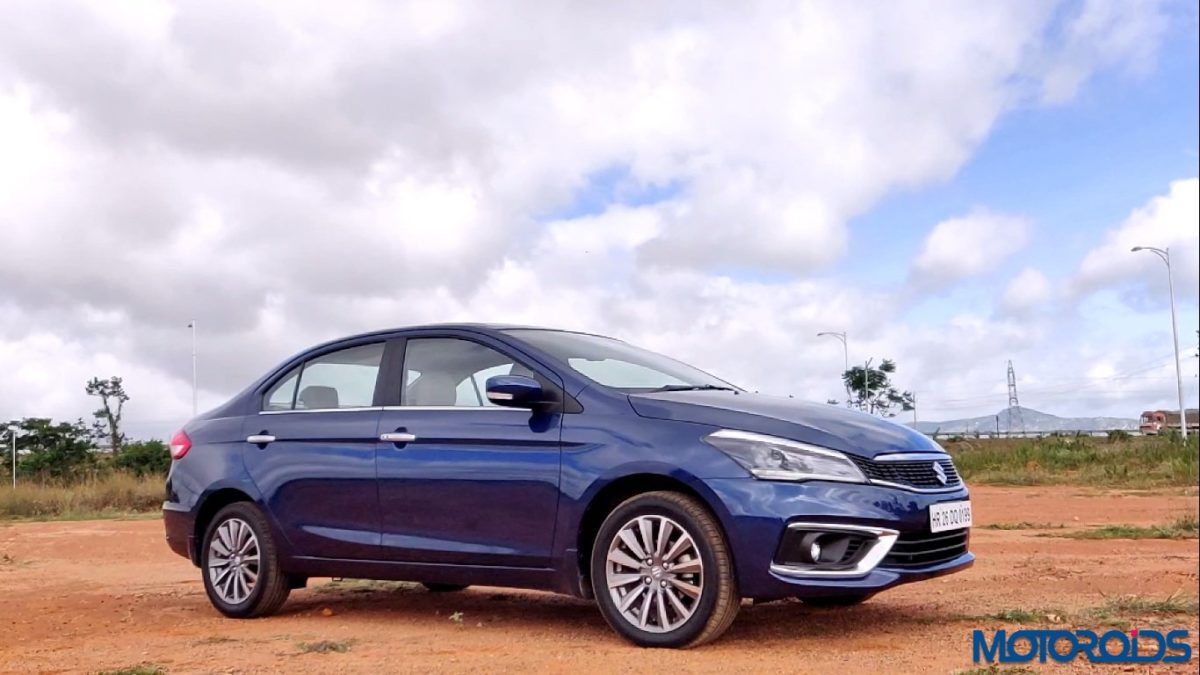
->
[929,500,972,533]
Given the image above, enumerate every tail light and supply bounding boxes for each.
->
[169,429,192,460]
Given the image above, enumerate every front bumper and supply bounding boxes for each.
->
[706,478,974,600]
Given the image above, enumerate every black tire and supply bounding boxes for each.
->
[422,582,469,593]
[801,593,873,607]
[590,491,739,648]
[200,502,291,618]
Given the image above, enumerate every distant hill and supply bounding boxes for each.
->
[911,406,1138,435]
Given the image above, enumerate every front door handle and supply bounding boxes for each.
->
[246,434,276,445]
[380,431,417,444]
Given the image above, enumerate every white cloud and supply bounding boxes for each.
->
[0,0,1186,432]
[1075,178,1200,308]
[1001,268,1052,314]
[909,211,1032,291]
[1040,0,1170,104]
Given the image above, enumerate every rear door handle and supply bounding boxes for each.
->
[246,434,276,444]
[380,432,417,444]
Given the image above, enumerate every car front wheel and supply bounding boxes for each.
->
[200,502,291,618]
[590,491,739,648]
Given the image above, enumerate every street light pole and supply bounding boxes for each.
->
[6,425,17,489]
[1132,246,1188,440]
[189,320,198,417]
[864,357,874,415]
[817,331,849,407]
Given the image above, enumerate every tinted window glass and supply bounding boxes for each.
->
[263,367,301,411]
[403,338,529,407]
[293,342,385,410]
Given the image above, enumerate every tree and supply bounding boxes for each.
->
[114,439,171,476]
[86,376,128,454]
[4,417,95,479]
[840,358,915,418]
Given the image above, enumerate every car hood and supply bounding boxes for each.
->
[628,390,943,459]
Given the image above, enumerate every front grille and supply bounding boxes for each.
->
[851,455,962,490]
[881,529,969,569]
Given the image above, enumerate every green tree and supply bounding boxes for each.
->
[4,417,95,480]
[840,359,915,418]
[114,439,171,476]
[86,376,129,454]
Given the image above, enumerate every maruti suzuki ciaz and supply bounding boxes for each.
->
[163,324,973,647]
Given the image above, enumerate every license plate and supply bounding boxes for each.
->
[929,500,972,533]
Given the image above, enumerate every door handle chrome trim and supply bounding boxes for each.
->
[246,434,276,444]
[380,432,417,443]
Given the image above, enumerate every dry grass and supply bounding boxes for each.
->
[1049,514,1199,540]
[297,639,354,654]
[945,435,1199,488]
[975,593,1199,631]
[0,472,163,520]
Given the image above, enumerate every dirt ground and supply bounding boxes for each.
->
[1,486,1197,674]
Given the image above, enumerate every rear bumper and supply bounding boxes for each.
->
[163,502,197,565]
[705,478,974,600]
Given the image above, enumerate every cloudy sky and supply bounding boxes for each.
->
[1,0,1198,439]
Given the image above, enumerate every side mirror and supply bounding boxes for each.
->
[485,375,543,408]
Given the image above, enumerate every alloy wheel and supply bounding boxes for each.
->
[207,517,260,605]
[604,514,704,633]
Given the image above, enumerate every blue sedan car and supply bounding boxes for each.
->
[163,324,972,647]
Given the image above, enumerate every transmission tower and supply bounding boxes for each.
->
[1006,360,1025,435]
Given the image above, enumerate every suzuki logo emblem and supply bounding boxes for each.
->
[932,462,948,485]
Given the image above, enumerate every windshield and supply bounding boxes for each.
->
[506,329,739,392]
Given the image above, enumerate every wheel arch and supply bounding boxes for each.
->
[575,472,736,590]
[191,487,257,565]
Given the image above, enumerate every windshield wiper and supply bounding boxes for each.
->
[653,384,737,392]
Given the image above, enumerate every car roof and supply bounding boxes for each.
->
[328,323,613,345]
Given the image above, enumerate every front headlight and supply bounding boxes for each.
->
[704,429,867,484]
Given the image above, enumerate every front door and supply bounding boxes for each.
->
[376,336,562,567]
[241,341,385,560]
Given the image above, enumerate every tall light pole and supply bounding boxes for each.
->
[188,320,198,417]
[1131,246,1188,440]
[6,425,17,489]
[817,331,849,407]
[864,357,874,415]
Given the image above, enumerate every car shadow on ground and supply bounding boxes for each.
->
[272,581,959,644]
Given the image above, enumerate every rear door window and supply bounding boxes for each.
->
[264,342,386,411]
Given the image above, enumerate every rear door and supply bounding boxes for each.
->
[241,340,388,560]
[375,335,563,567]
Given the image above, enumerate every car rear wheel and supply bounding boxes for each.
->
[201,502,290,618]
[590,491,739,648]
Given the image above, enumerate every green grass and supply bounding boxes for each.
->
[982,521,1064,530]
[0,472,163,520]
[192,635,239,646]
[944,435,1199,488]
[977,594,1199,631]
[982,608,1065,624]
[1078,594,1200,630]
[297,639,354,654]
[1089,593,1200,618]
[93,665,167,675]
[954,667,1036,675]
[1048,515,1198,540]
[312,579,419,594]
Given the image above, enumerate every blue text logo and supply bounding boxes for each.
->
[972,629,1192,664]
